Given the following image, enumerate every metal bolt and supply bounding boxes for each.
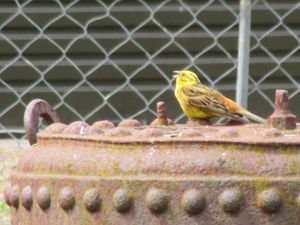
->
[150,101,175,126]
[257,189,282,213]
[219,189,244,213]
[145,188,168,214]
[113,188,133,213]
[59,187,75,211]
[21,186,33,210]
[157,101,168,126]
[37,186,51,210]
[9,185,20,208]
[83,188,101,213]
[181,189,206,215]
[268,89,296,130]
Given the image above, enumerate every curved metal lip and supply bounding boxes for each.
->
[11,172,300,181]
[37,133,300,146]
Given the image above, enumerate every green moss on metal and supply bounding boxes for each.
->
[254,180,270,192]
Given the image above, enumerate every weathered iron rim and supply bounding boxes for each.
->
[11,172,300,182]
[37,133,300,146]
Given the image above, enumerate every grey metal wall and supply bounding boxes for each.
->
[0,0,299,139]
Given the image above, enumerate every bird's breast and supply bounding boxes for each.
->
[175,87,212,119]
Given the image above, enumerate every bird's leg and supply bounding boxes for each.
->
[187,118,211,127]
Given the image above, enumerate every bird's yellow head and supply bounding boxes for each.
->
[173,70,200,87]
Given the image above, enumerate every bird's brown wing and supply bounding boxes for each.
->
[182,84,232,117]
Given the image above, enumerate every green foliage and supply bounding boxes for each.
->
[0,201,10,215]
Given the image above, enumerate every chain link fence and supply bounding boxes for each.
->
[0,0,299,140]
[248,0,300,117]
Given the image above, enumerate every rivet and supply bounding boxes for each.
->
[219,189,244,213]
[64,121,89,134]
[263,128,283,138]
[257,189,282,213]
[118,119,142,127]
[92,120,115,129]
[44,123,67,134]
[107,128,132,137]
[9,185,19,208]
[59,187,75,211]
[145,188,168,213]
[181,189,206,215]
[37,186,51,210]
[220,129,239,138]
[85,126,104,135]
[139,128,163,138]
[3,184,11,206]
[113,188,133,213]
[21,186,33,210]
[83,188,100,213]
[180,129,203,137]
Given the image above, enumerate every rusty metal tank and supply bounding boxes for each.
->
[3,90,300,225]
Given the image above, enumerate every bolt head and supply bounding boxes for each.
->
[59,187,75,211]
[268,114,296,130]
[64,121,89,134]
[118,119,142,127]
[21,186,33,210]
[83,188,101,213]
[181,189,206,214]
[257,189,282,213]
[9,185,19,208]
[37,186,51,210]
[219,189,244,213]
[92,120,115,129]
[44,123,67,134]
[145,188,168,214]
[113,188,133,213]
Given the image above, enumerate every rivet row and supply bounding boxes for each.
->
[4,185,283,214]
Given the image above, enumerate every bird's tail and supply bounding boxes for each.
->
[240,109,266,124]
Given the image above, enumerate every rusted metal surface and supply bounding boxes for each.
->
[5,89,300,224]
[24,99,60,145]
[268,89,296,130]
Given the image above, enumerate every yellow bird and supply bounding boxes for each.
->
[173,70,266,124]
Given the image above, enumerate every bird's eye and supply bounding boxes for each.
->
[182,73,185,76]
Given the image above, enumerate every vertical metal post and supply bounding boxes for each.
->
[236,0,251,108]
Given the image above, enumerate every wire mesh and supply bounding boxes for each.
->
[0,0,240,140]
[248,0,300,118]
[0,0,299,141]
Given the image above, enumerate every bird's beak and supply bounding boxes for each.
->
[172,71,180,79]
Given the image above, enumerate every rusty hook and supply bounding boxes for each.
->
[24,99,61,145]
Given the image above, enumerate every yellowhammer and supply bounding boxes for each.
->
[173,70,266,124]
